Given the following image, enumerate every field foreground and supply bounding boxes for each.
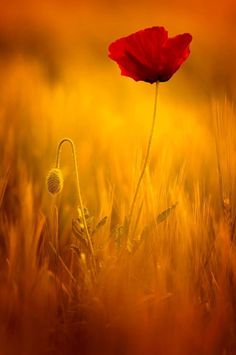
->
[1,2,236,354]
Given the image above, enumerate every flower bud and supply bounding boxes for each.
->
[46,168,63,195]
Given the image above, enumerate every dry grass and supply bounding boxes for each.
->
[1,75,236,355]
[0,3,236,354]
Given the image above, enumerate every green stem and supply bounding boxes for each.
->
[127,82,159,233]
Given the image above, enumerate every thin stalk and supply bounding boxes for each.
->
[213,103,225,213]
[127,82,159,234]
[55,138,96,262]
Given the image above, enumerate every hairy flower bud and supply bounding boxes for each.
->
[46,168,63,195]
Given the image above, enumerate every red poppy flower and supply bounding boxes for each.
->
[108,26,192,83]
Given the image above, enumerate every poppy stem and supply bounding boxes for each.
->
[55,138,96,272]
[127,81,159,235]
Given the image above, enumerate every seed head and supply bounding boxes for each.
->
[46,168,63,195]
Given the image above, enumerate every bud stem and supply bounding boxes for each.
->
[55,138,96,263]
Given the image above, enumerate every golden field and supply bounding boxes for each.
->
[0,1,236,354]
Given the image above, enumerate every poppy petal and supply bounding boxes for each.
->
[108,27,192,84]
[158,33,192,81]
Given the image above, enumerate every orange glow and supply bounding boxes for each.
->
[0,1,236,354]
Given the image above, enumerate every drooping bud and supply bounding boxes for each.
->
[46,168,63,195]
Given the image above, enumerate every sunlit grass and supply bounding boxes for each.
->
[0,7,236,353]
